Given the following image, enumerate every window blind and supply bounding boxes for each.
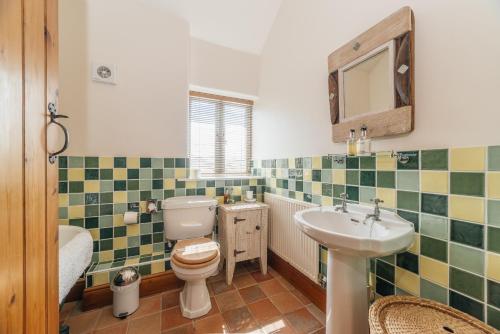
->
[188,92,253,176]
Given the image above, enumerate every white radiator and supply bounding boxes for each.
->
[264,193,320,283]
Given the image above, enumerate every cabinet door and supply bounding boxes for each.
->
[234,211,262,261]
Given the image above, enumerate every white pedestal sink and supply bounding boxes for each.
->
[294,203,415,334]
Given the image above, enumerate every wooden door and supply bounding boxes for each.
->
[235,211,262,261]
[0,0,59,332]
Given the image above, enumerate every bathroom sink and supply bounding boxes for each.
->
[294,204,414,257]
[294,203,415,334]
[59,225,93,304]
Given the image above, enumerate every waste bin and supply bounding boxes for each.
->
[110,267,141,318]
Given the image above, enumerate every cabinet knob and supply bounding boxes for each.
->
[256,225,261,230]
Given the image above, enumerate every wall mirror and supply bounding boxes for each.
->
[328,7,414,142]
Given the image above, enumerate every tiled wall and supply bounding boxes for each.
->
[252,146,500,329]
[58,156,265,286]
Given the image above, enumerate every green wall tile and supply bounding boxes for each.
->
[85,169,99,180]
[421,149,448,170]
[398,210,419,232]
[69,181,84,193]
[346,186,359,202]
[360,171,375,187]
[397,151,419,170]
[450,267,484,301]
[114,157,127,168]
[420,214,448,240]
[421,193,448,216]
[487,307,500,330]
[449,290,484,321]
[151,158,163,168]
[421,235,448,262]
[322,156,332,169]
[360,156,375,169]
[396,171,419,191]
[450,172,485,197]
[321,169,332,184]
[69,193,84,206]
[488,226,500,254]
[449,243,484,275]
[396,252,419,274]
[488,146,500,171]
[85,157,99,168]
[100,169,113,180]
[100,180,113,192]
[376,260,395,283]
[139,168,152,179]
[377,171,395,188]
[346,170,359,185]
[68,156,84,168]
[164,158,174,168]
[488,200,500,227]
[359,187,376,204]
[333,185,345,198]
[420,279,448,305]
[346,157,359,169]
[321,183,332,197]
[451,220,484,249]
[397,191,419,212]
[488,280,500,310]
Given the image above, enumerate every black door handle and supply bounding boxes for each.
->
[48,102,69,164]
[234,217,246,224]
[255,225,261,230]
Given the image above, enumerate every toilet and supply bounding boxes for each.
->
[162,196,220,319]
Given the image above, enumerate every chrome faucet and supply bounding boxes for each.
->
[366,198,384,221]
[335,193,348,213]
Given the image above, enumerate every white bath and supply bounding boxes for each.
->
[59,225,93,304]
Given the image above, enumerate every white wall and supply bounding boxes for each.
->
[254,0,500,159]
[190,38,260,97]
[60,0,190,157]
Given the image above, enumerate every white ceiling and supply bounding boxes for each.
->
[151,0,283,54]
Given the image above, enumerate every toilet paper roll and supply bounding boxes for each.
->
[124,211,138,225]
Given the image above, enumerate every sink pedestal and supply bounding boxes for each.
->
[326,249,369,334]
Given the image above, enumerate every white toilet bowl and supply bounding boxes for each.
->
[170,237,220,318]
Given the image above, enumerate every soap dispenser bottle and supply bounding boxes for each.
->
[347,129,356,156]
[357,126,371,156]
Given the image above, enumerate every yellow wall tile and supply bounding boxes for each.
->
[59,194,69,207]
[488,173,500,199]
[321,196,333,206]
[487,253,500,281]
[312,182,322,195]
[276,169,282,178]
[68,168,84,181]
[100,250,114,262]
[216,196,224,205]
[450,147,485,171]
[99,157,113,168]
[125,257,139,265]
[114,191,127,203]
[114,237,127,249]
[421,171,448,194]
[140,244,153,255]
[113,214,124,226]
[89,229,99,240]
[206,187,216,198]
[312,156,322,169]
[288,158,295,169]
[113,168,127,180]
[376,188,396,208]
[303,169,312,182]
[175,168,186,179]
[186,181,196,189]
[84,180,100,193]
[93,272,110,286]
[420,256,449,287]
[332,170,346,184]
[164,179,175,190]
[449,195,484,224]
[151,261,165,274]
[59,219,69,225]
[127,157,140,168]
[68,205,84,219]
[233,187,242,196]
[127,224,139,236]
[271,179,277,188]
[250,179,258,186]
[395,267,420,296]
[376,154,396,171]
[408,235,420,254]
[295,192,304,202]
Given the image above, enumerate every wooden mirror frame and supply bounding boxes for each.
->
[328,6,415,142]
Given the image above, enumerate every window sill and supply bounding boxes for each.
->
[177,175,264,181]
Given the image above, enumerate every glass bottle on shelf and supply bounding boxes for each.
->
[347,129,357,156]
[356,126,371,156]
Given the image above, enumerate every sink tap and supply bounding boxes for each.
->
[335,193,348,213]
[366,198,384,221]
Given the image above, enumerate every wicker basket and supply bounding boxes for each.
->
[369,296,498,334]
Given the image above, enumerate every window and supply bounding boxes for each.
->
[188,91,253,176]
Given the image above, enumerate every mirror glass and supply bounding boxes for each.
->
[341,43,394,120]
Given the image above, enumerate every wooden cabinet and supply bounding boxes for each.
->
[218,203,269,285]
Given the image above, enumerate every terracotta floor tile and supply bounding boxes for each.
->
[247,299,281,323]
[161,307,193,331]
[233,273,257,289]
[60,301,78,321]
[259,316,295,334]
[214,290,245,313]
[290,288,311,305]
[275,277,294,291]
[207,271,226,284]
[92,322,128,334]
[161,323,195,334]
[239,285,266,304]
[284,308,322,334]
[259,279,287,297]
[162,290,181,309]
[129,294,162,319]
[64,309,101,334]
[310,328,326,334]
[197,297,220,320]
[269,292,303,314]
[210,280,236,295]
[267,267,281,278]
[305,304,326,326]
[128,311,162,334]
[194,313,228,333]
[222,306,260,333]
[94,306,127,329]
[251,271,274,283]
[234,263,250,277]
